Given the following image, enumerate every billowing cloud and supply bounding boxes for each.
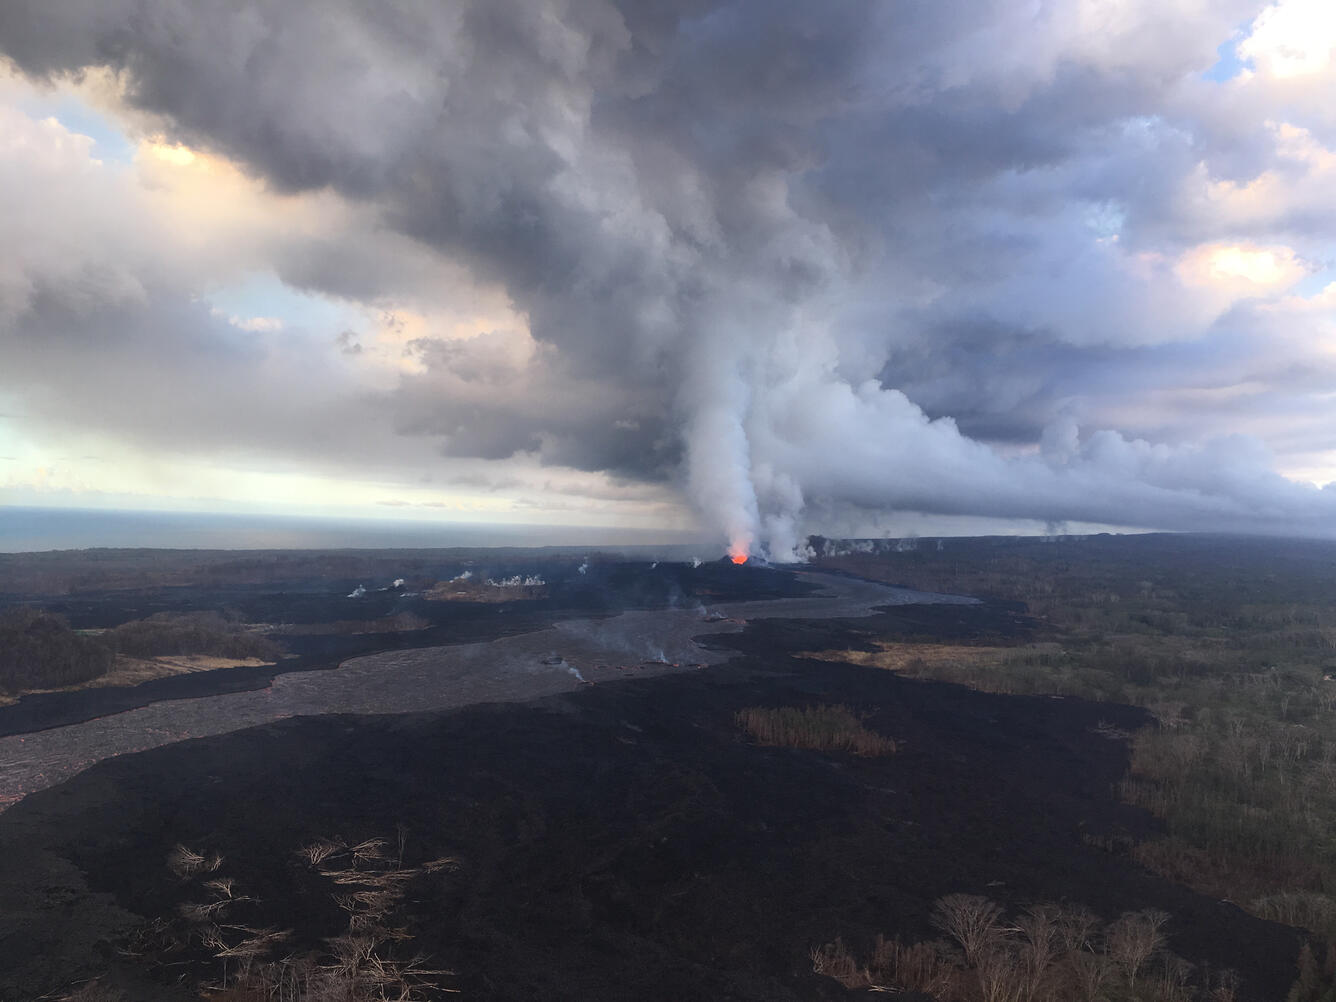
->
[1238,0,1336,79]
[3,1,1336,555]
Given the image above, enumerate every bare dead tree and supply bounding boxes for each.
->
[976,946,1025,1002]
[1153,954,1196,1002]
[932,893,1005,968]
[869,936,955,997]
[166,844,207,878]
[202,876,236,899]
[1012,906,1058,1002]
[421,856,460,874]
[157,829,457,1001]
[211,925,291,988]
[348,838,388,868]
[177,899,231,923]
[1107,909,1170,994]
[1053,905,1101,955]
[810,938,870,989]
[1068,949,1111,1002]
[198,924,228,952]
[298,838,345,867]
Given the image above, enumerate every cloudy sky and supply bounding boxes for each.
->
[3,0,1336,557]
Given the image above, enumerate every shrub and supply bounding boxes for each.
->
[735,704,896,756]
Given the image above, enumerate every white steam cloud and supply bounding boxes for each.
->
[4,1,1336,556]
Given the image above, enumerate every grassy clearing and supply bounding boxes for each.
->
[803,642,1086,696]
[736,704,896,756]
[802,642,1017,673]
[0,654,274,707]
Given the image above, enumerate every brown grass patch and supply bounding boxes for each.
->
[801,641,1082,696]
[736,704,896,756]
[0,654,272,706]
[803,642,1018,672]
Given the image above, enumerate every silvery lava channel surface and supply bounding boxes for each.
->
[0,572,973,812]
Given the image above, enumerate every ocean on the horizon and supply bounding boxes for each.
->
[0,506,702,553]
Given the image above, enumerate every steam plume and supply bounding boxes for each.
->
[3,1,1336,556]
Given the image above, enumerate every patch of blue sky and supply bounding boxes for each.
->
[1292,264,1336,298]
[1083,201,1126,240]
[17,91,135,163]
[1204,32,1253,83]
[204,271,363,338]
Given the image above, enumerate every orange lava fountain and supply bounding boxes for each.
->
[729,551,748,565]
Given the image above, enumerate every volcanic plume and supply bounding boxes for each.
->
[4,1,1336,555]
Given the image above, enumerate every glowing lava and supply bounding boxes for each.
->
[730,551,748,565]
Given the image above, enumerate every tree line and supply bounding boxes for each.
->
[0,608,281,696]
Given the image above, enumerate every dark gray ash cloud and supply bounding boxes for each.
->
[3,0,1336,555]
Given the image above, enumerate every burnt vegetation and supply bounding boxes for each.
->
[813,893,1239,1002]
[111,833,460,1002]
[736,703,896,756]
